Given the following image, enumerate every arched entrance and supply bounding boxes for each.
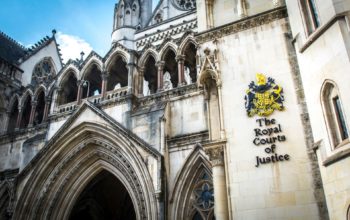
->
[69,170,136,220]
[13,109,161,220]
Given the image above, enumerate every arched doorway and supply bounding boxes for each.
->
[13,119,160,220]
[69,170,136,220]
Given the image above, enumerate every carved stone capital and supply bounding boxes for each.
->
[45,96,52,103]
[205,145,225,167]
[175,54,185,62]
[155,61,165,69]
[31,100,38,107]
[102,72,109,80]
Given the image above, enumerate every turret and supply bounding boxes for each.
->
[111,0,152,48]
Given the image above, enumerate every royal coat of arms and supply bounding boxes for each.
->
[245,73,285,117]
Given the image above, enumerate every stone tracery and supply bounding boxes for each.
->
[31,58,55,85]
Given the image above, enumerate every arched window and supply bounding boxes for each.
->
[82,64,102,99]
[107,56,128,91]
[7,98,19,133]
[31,57,55,85]
[143,56,158,95]
[322,81,349,148]
[189,172,215,220]
[172,148,215,220]
[34,90,45,126]
[20,95,32,129]
[163,49,178,89]
[58,72,78,105]
[183,42,197,84]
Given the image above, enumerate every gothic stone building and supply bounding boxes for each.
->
[0,0,350,219]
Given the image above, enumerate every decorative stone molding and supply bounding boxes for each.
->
[171,0,196,11]
[167,130,209,150]
[204,145,224,167]
[136,20,197,49]
[198,47,221,88]
[195,7,288,43]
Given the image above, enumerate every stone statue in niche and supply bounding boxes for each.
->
[163,71,173,90]
[143,78,150,96]
[114,83,121,90]
[184,66,192,85]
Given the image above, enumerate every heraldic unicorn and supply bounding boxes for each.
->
[245,73,285,117]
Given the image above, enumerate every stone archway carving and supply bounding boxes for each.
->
[13,121,160,220]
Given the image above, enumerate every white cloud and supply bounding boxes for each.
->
[56,32,92,63]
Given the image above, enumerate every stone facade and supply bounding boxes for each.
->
[0,0,350,219]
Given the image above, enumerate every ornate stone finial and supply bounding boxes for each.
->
[205,146,224,167]
[52,29,57,36]
[80,51,85,62]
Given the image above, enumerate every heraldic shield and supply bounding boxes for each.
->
[245,73,285,117]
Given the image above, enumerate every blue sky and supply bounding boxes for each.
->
[0,0,159,62]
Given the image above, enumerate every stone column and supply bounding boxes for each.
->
[15,106,23,130]
[3,111,10,134]
[205,145,229,220]
[101,72,109,99]
[217,84,226,139]
[138,68,145,96]
[127,53,136,94]
[76,80,83,105]
[176,55,185,86]
[28,101,37,127]
[156,61,165,92]
[237,0,247,18]
[206,0,215,28]
[43,97,51,122]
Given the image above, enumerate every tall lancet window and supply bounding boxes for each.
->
[189,172,214,220]
[322,81,349,148]
[299,0,320,35]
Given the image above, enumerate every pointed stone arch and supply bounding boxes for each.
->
[171,145,214,220]
[6,95,20,133]
[80,59,103,98]
[20,89,34,107]
[104,49,129,71]
[321,79,349,148]
[139,48,159,68]
[178,36,198,85]
[57,66,79,86]
[139,51,158,95]
[159,42,178,61]
[14,120,159,220]
[33,85,47,99]
[80,58,103,80]
[178,34,198,56]
[105,51,129,91]
[19,90,33,128]
[33,87,46,126]
[8,94,20,113]
[0,94,6,134]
